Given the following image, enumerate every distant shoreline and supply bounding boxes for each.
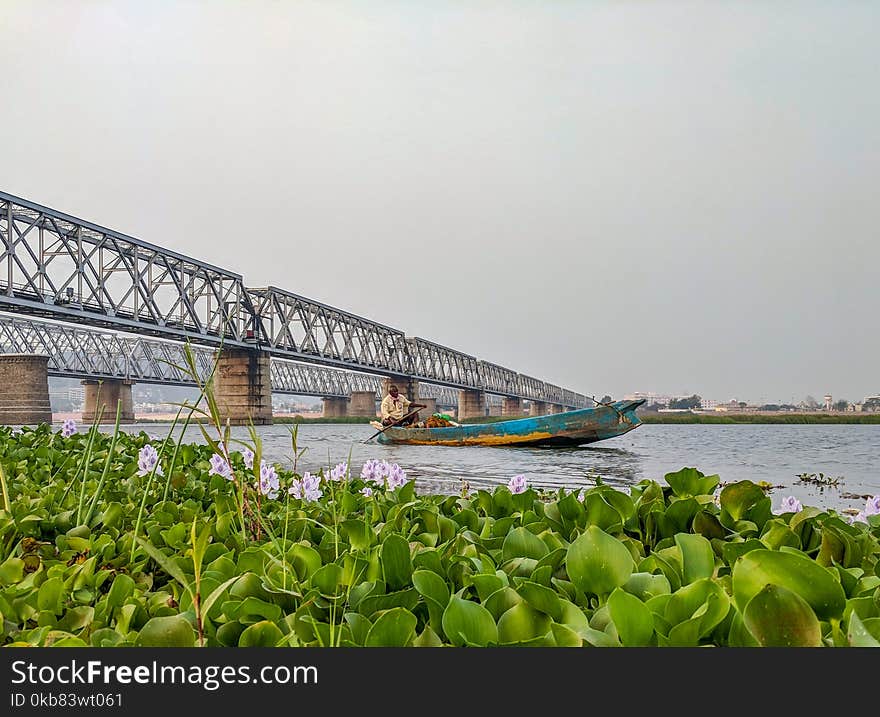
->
[637,412,880,424]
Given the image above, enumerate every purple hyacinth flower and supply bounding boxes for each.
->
[289,472,322,503]
[258,460,280,499]
[360,486,373,498]
[329,462,348,482]
[61,418,77,438]
[508,475,528,494]
[865,495,880,517]
[209,453,233,481]
[137,444,164,477]
[360,459,379,483]
[773,496,802,515]
[386,463,407,490]
[242,447,255,470]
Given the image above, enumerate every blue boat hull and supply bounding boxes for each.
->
[375,399,645,447]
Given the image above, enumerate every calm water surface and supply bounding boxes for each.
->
[105,422,880,513]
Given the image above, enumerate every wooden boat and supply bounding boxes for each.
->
[373,399,646,447]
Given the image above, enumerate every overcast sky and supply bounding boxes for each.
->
[1,1,877,404]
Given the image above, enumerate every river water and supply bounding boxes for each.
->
[107,421,880,514]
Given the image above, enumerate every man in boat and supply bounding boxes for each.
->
[380,384,427,427]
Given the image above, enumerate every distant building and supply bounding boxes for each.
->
[624,392,672,408]
[823,394,833,411]
[699,398,717,410]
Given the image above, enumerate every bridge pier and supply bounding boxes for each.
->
[382,377,419,403]
[0,354,52,425]
[349,391,378,417]
[214,349,273,425]
[81,379,135,424]
[530,401,548,416]
[502,397,523,417]
[419,397,438,416]
[457,389,486,421]
[549,404,564,414]
[322,397,349,418]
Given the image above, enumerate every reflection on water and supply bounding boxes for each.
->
[96,421,880,513]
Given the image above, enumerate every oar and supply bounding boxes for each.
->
[363,406,424,443]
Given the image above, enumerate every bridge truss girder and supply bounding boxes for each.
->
[0,192,587,407]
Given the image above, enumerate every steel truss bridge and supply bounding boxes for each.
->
[0,314,460,406]
[0,191,586,408]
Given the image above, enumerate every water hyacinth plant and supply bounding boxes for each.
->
[1,348,879,648]
[60,418,77,438]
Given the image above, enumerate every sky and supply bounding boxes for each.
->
[1,1,877,405]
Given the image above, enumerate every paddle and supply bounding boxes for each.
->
[363,405,425,443]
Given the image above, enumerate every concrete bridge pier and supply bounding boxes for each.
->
[419,397,438,416]
[549,404,564,414]
[81,379,135,424]
[530,401,548,417]
[502,397,523,417]
[458,389,486,420]
[214,349,273,425]
[349,391,378,417]
[322,396,349,418]
[0,354,52,425]
[382,376,419,403]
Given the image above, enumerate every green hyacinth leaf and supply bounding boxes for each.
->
[238,620,286,647]
[37,577,65,616]
[412,569,450,609]
[558,599,590,632]
[623,572,672,601]
[497,602,552,644]
[516,580,563,621]
[732,549,846,620]
[720,481,767,522]
[502,527,549,561]
[584,493,624,532]
[565,525,634,598]
[549,622,583,647]
[847,612,880,647]
[135,615,196,647]
[674,533,715,584]
[413,624,444,647]
[664,467,719,498]
[608,588,655,647]
[665,579,730,637]
[442,596,498,647]
[380,534,413,591]
[365,607,417,647]
[743,584,822,647]
[483,587,523,622]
